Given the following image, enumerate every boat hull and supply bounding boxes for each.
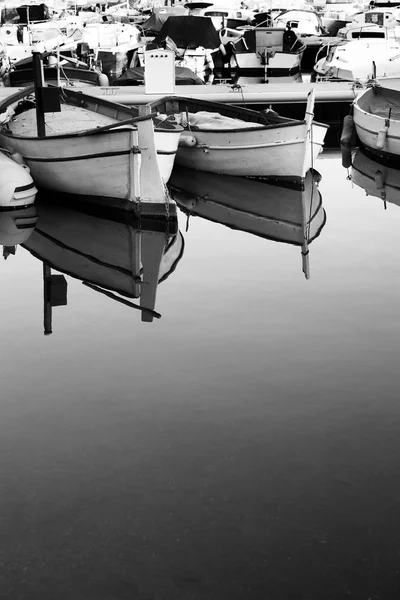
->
[176,122,327,180]
[0,128,179,201]
[234,49,302,74]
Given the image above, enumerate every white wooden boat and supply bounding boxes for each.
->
[0,85,183,215]
[353,81,400,159]
[169,165,326,279]
[147,90,328,182]
[23,202,184,326]
[0,149,37,208]
[350,146,400,207]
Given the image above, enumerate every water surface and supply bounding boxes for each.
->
[1,151,400,600]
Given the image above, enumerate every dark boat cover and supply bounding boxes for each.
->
[142,6,188,33]
[114,66,205,85]
[1,3,50,23]
[17,4,51,22]
[153,16,221,49]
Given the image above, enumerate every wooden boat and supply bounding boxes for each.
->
[0,149,37,208]
[353,80,400,159]
[7,53,108,87]
[0,84,183,216]
[22,200,185,327]
[169,165,326,279]
[350,146,400,207]
[146,90,328,182]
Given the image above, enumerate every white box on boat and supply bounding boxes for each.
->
[144,50,175,95]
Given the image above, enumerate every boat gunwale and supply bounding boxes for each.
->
[0,86,183,139]
[147,95,328,132]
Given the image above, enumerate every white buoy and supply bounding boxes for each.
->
[376,126,388,149]
[0,151,37,208]
[179,134,197,147]
[97,72,109,86]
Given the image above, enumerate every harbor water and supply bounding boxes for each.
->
[1,150,400,599]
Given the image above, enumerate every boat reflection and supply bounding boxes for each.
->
[21,199,184,332]
[169,167,326,279]
[0,206,38,260]
[350,147,400,209]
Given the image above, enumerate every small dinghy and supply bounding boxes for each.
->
[0,150,37,208]
[353,80,400,159]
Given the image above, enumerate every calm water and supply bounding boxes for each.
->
[1,150,400,600]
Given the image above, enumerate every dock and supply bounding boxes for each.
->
[0,80,360,106]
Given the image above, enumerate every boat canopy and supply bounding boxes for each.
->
[141,6,188,34]
[114,66,205,85]
[0,3,51,24]
[153,16,221,49]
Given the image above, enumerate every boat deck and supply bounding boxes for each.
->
[8,104,117,137]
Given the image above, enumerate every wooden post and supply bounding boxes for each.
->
[32,51,46,138]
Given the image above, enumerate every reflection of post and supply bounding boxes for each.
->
[42,264,68,335]
[140,231,167,322]
[43,263,52,336]
[129,227,141,298]
[301,187,310,280]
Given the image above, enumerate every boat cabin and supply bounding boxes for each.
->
[337,23,397,39]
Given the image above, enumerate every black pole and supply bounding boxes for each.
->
[32,51,46,138]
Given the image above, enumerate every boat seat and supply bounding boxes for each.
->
[369,100,400,119]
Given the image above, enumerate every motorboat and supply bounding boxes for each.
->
[169,165,326,279]
[136,16,222,82]
[22,200,184,327]
[194,5,256,30]
[272,9,339,69]
[147,90,328,182]
[227,25,306,79]
[319,0,363,35]
[314,26,400,80]
[78,18,142,82]
[353,79,400,159]
[0,4,76,64]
